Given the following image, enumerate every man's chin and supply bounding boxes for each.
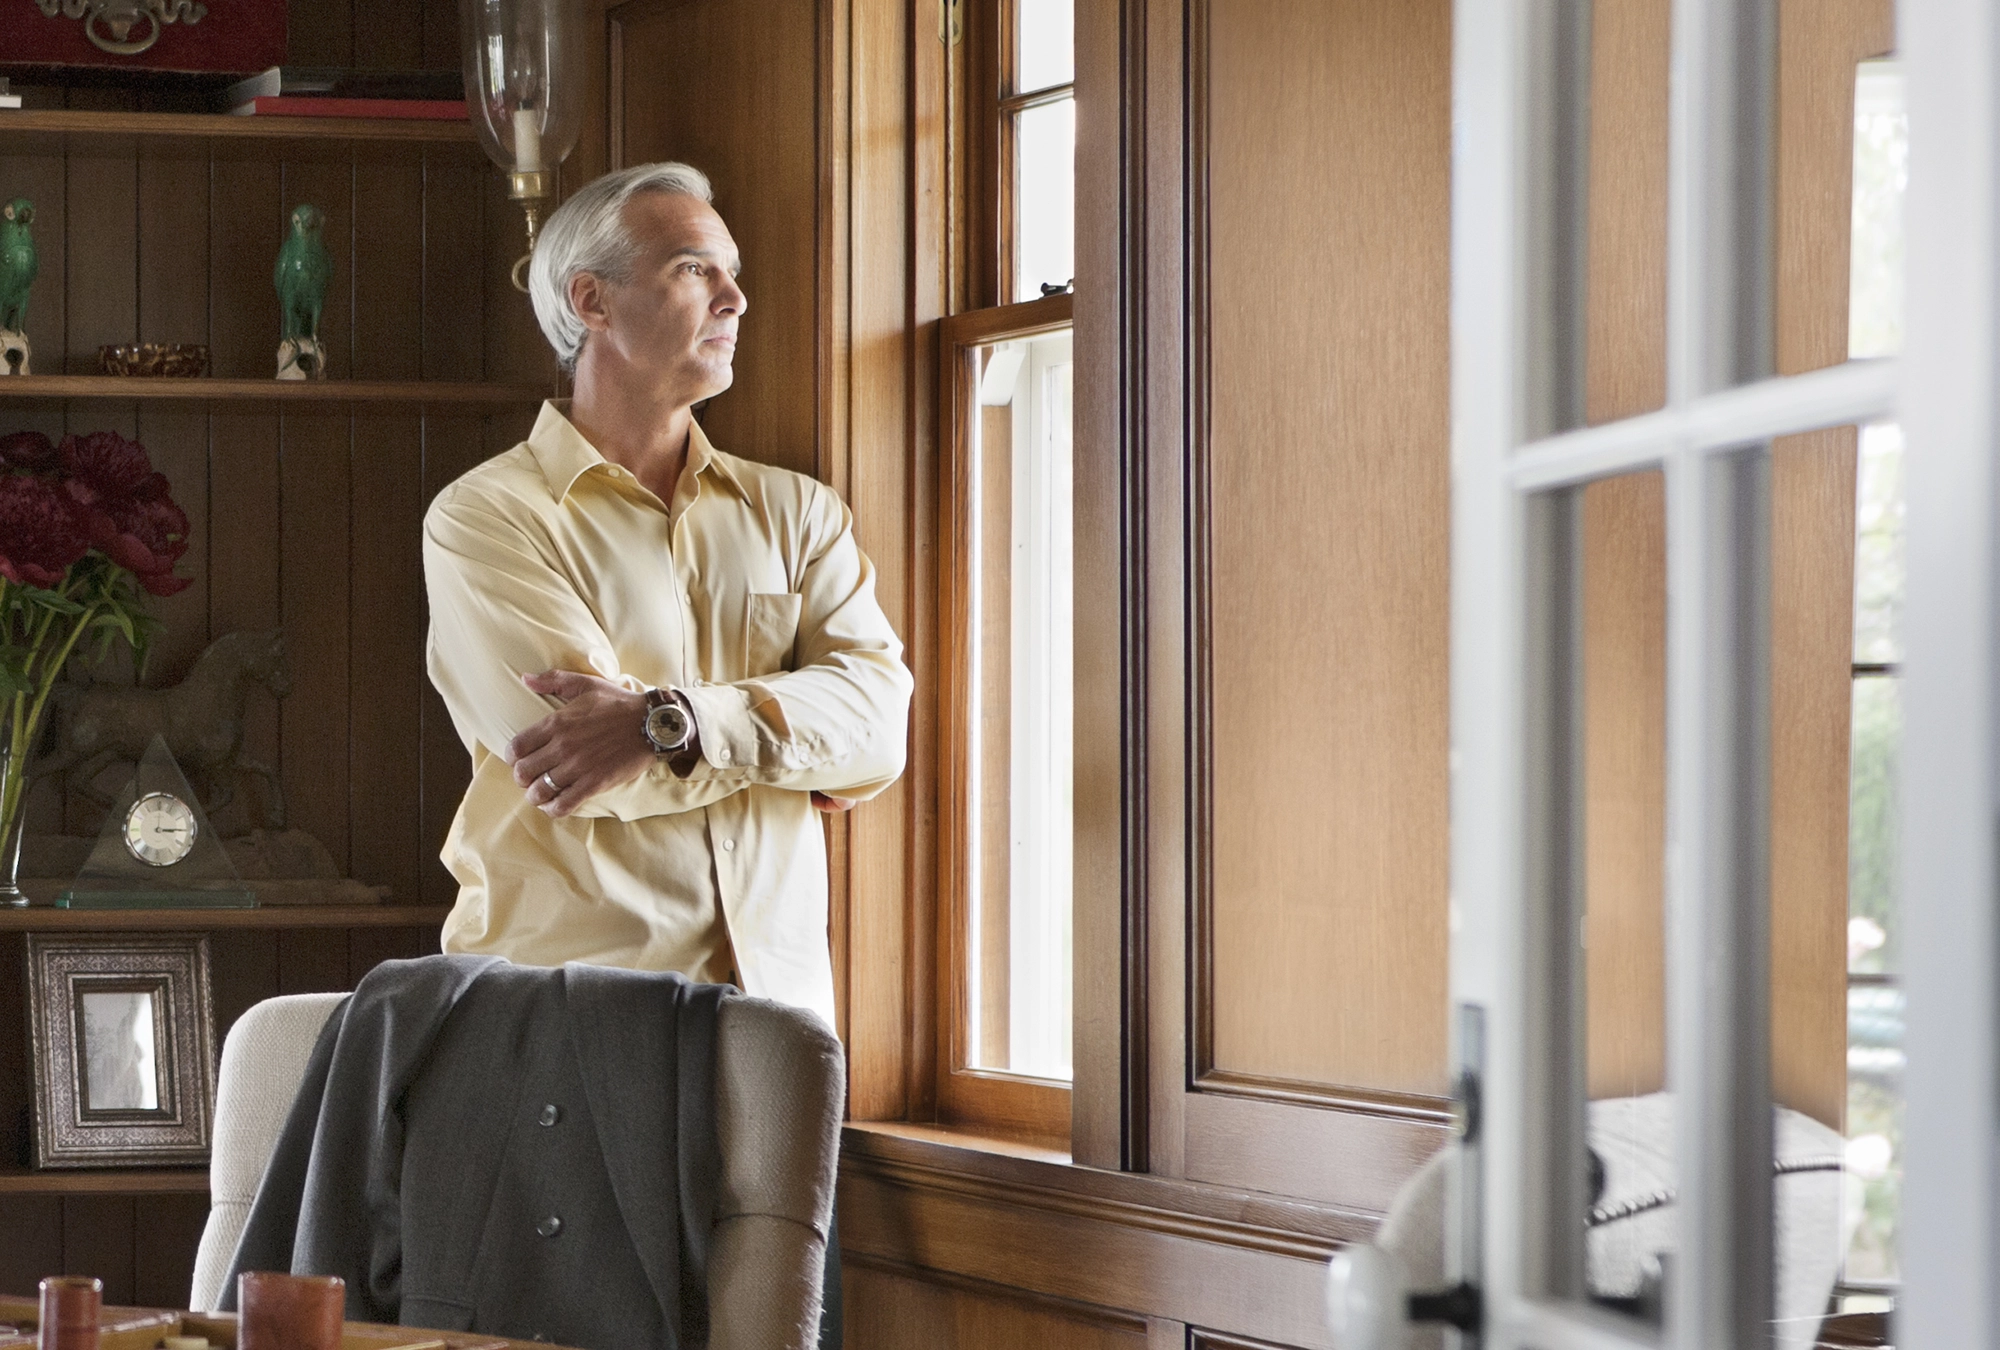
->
[697,365,736,400]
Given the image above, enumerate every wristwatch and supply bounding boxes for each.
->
[643,688,697,755]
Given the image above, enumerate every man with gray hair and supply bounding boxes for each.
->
[422,161,910,1038]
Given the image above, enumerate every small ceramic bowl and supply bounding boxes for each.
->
[99,343,210,378]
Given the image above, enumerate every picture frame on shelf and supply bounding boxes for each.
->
[24,932,215,1169]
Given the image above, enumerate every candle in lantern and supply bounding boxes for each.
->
[512,108,544,173]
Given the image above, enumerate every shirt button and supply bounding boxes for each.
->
[716,747,731,763]
[537,1215,563,1238]
[721,839,735,852]
[538,1103,561,1127]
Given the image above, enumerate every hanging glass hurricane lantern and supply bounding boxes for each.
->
[460,0,587,290]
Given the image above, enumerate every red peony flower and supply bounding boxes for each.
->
[81,494,191,596]
[0,471,89,589]
[59,429,159,506]
[0,431,58,472]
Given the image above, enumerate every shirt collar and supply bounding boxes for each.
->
[527,400,743,503]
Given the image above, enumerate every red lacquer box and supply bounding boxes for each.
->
[0,0,286,76]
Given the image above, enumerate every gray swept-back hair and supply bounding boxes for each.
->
[527,161,716,372]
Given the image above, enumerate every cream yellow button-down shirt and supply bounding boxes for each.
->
[422,401,911,1030]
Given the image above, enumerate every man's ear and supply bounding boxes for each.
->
[570,272,613,335]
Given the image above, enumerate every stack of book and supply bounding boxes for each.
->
[223,67,467,120]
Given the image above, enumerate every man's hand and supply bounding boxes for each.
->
[811,792,856,813]
[508,670,657,817]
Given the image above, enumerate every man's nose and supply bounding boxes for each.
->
[717,275,748,316]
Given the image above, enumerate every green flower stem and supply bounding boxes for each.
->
[0,576,104,860]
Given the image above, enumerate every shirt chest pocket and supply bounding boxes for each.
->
[745,592,803,675]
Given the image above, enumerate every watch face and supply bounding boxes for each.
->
[646,702,692,751]
[123,792,197,868]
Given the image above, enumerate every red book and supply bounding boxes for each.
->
[229,96,468,121]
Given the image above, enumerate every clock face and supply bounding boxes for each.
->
[123,792,197,868]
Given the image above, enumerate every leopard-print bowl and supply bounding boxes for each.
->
[98,343,211,377]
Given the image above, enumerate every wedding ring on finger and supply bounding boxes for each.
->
[542,771,560,795]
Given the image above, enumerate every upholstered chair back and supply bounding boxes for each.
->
[189,987,844,1350]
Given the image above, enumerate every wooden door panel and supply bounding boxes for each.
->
[1192,0,1452,1102]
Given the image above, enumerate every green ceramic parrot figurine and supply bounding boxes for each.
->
[0,199,37,334]
[274,203,331,344]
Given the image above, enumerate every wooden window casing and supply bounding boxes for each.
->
[936,293,1076,1143]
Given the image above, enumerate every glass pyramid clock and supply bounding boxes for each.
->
[58,735,255,910]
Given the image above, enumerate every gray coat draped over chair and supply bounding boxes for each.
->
[201,955,841,1350]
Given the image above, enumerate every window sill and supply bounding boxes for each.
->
[838,1119,1377,1255]
[837,1120,1375,1346]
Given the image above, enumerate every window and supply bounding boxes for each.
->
[978,0,1075,304]
[1839,57,1906,1312]
[934,0,1076,1139]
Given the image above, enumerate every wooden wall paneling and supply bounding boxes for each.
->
[134,406,214,686]
[0,1196,63,1291]
[280,155,353,383]
[351,0,425,71]
[817,0,853,1067]
[206,930,282,1035]
[352,151,425,382]
[1141,0,1189,1181]
[418,415,493,905]
[137,143,211,357]
[1197,0,1452,1098]
[1577,1,1672,1106]
[63,141,137,374]
[565,0,614,197]
[0,148,65,374]
[1069,0,1134,1172]
[1581,472,1668,1101]
[278,411,352,869]
[608,0,820,478]
[348,413,426,903]
[1583,0,1670,425]
[131,1194,209,1307]
[205,410,283,845]
[482,174,554,389]
[837,1149,1352,1349]
[421,151,488,382]
[845,0,918,1116]
[0,934,28,1165]
[842,1258,1151,1350]
[1190,1332,1300,1350]
[207,152,283,382]
[287,0,356,68]
[60,1196,135,1302]
[276,928,352,996]
[421,0,464,71]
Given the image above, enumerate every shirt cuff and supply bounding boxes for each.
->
[678,680,837,777]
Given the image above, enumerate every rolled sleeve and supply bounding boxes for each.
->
[671,484,912,799]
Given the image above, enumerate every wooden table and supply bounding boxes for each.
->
[0,1296,581,1350]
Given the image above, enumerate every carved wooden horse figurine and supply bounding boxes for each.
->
[32,628,293,826]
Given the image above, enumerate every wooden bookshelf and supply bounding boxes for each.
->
[0,376,547,406]
[0,905,449,932]
[0,107,479,148]
[0,1166,207,1196]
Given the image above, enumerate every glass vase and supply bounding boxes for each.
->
[0,746,26,908]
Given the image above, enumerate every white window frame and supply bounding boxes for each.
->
[1440,0,1971,1347]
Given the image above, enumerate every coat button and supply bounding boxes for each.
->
[537,1215,563,1238]
[538,1103,561,1127]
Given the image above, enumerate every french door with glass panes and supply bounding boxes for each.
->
[1449,0,1997,1347]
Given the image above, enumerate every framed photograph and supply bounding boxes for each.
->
[25,933,215,1168]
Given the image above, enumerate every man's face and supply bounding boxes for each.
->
[575,191,746,402]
